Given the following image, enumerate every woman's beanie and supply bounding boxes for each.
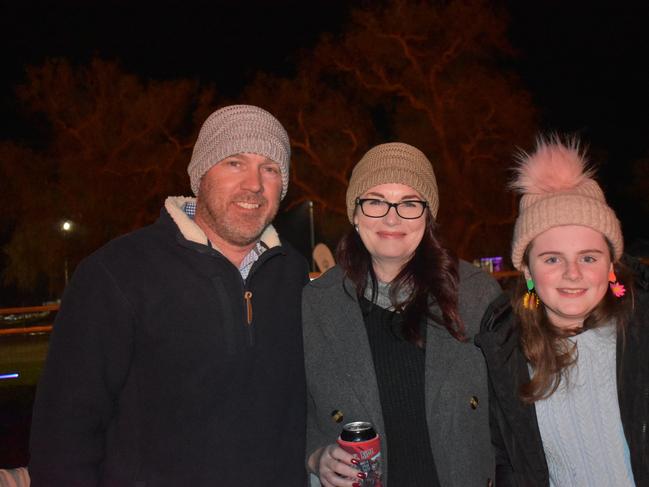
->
[346,142,439,223]
[187,104,291,198]
[510,136,623,270]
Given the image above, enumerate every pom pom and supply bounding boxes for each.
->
[510,135,595,195]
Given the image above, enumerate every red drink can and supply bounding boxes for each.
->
[337,421,383,486]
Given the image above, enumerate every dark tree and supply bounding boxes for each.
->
[247,0,537,259]
[0,58,215,294]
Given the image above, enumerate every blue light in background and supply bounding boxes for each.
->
[0,373,19,380]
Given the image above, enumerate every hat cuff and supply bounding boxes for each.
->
[189,136,290,198]
[511,195,623,269]
[346,167,439,223]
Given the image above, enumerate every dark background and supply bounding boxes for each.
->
[1,0,648,280]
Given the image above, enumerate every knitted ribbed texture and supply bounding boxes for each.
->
[510,139,622,270]
[360,297,440,486]
[533,325,635,486]
[187,105,291,198]
[346,142,439,223]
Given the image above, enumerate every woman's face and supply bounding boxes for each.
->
[525,225,613,330]
[354,183,427,276]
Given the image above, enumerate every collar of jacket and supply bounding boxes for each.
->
[476,293,549,480]
[163,196,281,249]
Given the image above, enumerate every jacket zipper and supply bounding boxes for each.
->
[243,290,254,346]
[244,291,253,325]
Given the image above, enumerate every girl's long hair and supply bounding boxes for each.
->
[336,212,465,347]
[515,243,634,403]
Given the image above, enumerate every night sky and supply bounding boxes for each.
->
[2,0,648,247]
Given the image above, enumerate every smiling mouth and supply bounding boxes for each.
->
[377,232,405,238]
[557,288,587,296]
[235,202,262,210]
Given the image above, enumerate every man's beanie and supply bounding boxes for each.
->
[510,136,623,270]
[187,104,291,198]
[346,142,439,223]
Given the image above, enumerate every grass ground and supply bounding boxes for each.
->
[0,333,49,468]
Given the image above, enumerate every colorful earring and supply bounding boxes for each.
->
[523,278,540,309]
[609,270,626,298]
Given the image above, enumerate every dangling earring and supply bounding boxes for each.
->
[609,270,626,298]
[523,278,540,309]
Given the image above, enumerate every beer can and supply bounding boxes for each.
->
[337,421,383,486]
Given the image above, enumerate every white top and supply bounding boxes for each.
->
[533,325,635,487]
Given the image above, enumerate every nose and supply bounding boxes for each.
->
[240,167,263,193]
[563,260,583,281]
[383,205,401,225]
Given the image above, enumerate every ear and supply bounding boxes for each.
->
[522,265,532,282]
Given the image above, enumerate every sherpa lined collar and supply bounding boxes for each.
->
[163,196,281,249]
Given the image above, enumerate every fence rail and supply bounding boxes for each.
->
[0,304,58,336]
[0,304,59,315]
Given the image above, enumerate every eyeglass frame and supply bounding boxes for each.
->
[355,197,429,219]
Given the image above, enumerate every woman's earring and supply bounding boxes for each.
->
[354,224,359,233]
[523,278,540,309]
[608,270,626,298]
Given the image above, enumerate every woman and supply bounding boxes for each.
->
[303,142,502,486]
[476,137,649,485]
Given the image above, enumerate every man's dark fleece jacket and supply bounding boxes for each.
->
[29,197,310,487]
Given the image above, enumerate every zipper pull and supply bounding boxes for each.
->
[244,291,253,325]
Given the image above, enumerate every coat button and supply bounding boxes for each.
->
[470,396,479,410]
[331,410,344,423]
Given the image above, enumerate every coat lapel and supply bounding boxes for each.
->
[480,321,548,476]
[424,320,461,413]
[317,275,385,433]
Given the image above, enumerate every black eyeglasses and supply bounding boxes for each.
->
[355,198,428,219]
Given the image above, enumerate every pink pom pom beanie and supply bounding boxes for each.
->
[510,136,623,270]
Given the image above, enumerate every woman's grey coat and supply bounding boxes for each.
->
[303,261,501,486]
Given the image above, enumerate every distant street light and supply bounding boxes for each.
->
[61,220,74,287]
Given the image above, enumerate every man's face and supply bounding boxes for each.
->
[195,153,282,247]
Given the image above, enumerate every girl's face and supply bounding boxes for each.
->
[525,225,613,330]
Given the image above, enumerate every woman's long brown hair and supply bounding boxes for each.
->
[336,212,465,348]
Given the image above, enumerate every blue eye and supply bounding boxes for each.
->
[400,201,417,208]
[543,256,559,264]
[367,199,385,206]
[582,255,597,263]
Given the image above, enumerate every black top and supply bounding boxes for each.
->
[360,297,440,486]
[29,208,310,487]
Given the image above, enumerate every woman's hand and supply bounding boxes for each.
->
[308,444,363,487]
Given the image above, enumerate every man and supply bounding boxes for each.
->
[29,105,310,486]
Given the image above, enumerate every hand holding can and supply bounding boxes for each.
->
[336,422,383,487]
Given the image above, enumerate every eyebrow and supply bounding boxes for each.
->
[364,191,422,200]
[536,249,606,256]
[226,154,277,164]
